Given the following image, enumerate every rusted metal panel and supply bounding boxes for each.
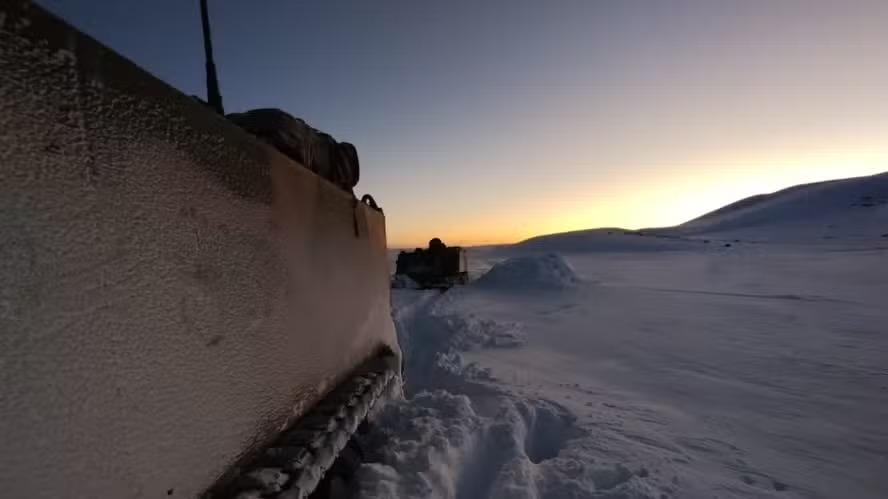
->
[0,2,398,498]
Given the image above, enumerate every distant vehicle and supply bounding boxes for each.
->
[395,238,469,289]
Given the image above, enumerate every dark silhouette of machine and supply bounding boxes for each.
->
[395,238,469,289]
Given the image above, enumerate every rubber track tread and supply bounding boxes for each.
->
[211,354,397,499]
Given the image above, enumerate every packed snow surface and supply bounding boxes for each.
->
[364,172,888,499]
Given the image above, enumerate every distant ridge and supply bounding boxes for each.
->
[682,179,835,225]
[511,171,888,250]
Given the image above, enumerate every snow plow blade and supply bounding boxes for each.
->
[0,3,399,499]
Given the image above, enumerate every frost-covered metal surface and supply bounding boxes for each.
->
[0,2,398,498]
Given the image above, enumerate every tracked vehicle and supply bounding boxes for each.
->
[395,238,469,289]
[0,2,400,498]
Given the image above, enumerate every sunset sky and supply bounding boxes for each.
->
[41,0,888,247]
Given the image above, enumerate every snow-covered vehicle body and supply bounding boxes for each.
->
[0,2,399,498]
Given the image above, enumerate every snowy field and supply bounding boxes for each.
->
[359,173,888,499]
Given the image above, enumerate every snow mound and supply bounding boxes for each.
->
[475,253,581,290]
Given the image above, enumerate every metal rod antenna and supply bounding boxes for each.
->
[200,0,224,114]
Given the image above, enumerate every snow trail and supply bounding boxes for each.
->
[360,258,662,499]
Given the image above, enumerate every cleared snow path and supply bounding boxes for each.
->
[358,267,665,498]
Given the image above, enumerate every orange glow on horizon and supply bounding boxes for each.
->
[388,150,888,248]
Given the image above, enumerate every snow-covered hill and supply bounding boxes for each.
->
[512,228,705,254]
[509,171,888,253]
[673,171,888,242]
[365,173,888,499]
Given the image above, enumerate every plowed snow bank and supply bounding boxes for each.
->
[475,253,580,290]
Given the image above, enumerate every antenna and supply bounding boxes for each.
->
[200,0,224,114]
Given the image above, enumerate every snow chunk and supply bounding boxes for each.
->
[357,391,653,499]
[358,391,481,499]
[475,253,581,290]
[444,315,525,351]
[391,273,421,289]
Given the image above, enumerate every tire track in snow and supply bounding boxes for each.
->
[360,288,612,499]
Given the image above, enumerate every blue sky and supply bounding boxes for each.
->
[40,0,888,246]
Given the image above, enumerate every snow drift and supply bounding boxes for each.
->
[474,253,581,290]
